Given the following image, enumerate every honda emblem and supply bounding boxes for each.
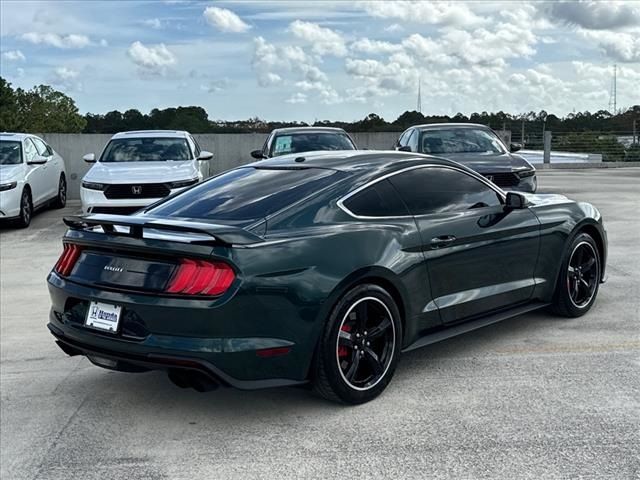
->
[131,185,142,195]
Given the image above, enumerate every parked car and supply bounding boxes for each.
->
[80,130,213,215]
[251,126,356,159]
[0,133,66,228]
[48,151,606,404]
[394,123,537,192]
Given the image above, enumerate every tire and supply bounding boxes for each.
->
[551,232,601,317]
[16,188,32,228]
[53,174,66,209]
[313,283,402,404]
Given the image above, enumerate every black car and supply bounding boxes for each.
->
[47,151,606,404]
[251,127,356,159]
[395,123,537,192]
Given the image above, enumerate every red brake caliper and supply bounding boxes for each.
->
[338,324,351,358]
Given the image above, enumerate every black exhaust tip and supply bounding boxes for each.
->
[168,369,219,392]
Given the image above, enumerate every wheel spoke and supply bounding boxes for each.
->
[364,347,383,376]
[571,278,579,299]
[568,266,576,274]
[344,351,360,381]
[574,246,584,266]
[354,302,368,331]
[338,329,354,347]
[580,278,590,289]
[367,317,391,339]
[582,257,596,272]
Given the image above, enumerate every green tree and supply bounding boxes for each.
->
[16,84,86,133]
[0,77,21,131]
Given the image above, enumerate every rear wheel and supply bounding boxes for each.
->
[551,233,601,317]
[16,188,32,228]
[53,174,66,209]
[313,284,401,404]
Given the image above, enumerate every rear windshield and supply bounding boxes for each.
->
[0,141,23,165]
[100,138,191,162]
[271,133,355,157]
[146,167,346,221]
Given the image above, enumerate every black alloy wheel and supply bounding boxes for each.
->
[17,189,32,228]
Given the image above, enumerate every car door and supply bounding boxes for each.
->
[23,138,49,206]
[31,137,57,200]
[388,165,540,324]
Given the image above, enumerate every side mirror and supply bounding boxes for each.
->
[510,143,522,153]
[251,149,266,159]
[505,191,528,210]
[28,155,48,165]
[397,145,412,152]
[83,153,96,163]
[197,151,213,160]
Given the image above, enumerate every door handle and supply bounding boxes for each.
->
[430,235,456,248]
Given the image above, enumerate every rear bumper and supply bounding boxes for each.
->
[48,322,304,390]
[47,272,316,389]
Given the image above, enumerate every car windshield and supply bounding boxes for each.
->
[419,129,506,155]
[0,141,23,165]
[100,138,191,162]
[271,133,355,157]
[147,166,346,221]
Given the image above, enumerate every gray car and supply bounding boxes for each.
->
[251,127,357,159]
[394,123,537,192]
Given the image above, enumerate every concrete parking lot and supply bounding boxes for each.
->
[1,168,639,480]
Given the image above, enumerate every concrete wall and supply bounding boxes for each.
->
[40,132,401,199]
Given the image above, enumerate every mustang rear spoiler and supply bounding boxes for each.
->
[63,214,264,246]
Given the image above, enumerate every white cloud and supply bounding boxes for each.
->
[2,50,26,61]
[21,32,93,49]
[360,0,487,27]
[203,7,251,33]
[50,66,82,91]
[581,30,640,62]
[285,92,308,104]
[200,78,231,93]
[142,18,163,29]
[127,41,177,76]
[384,23,403,33]
[351,38,403,55]
[289,20,347,56]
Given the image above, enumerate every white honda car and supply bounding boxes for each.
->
[0,133,67,227]
[81,130,213,214]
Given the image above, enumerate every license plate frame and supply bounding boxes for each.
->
[85,301,122,333]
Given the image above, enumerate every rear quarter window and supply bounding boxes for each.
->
[343,180,409,217]
[147,167,347,221]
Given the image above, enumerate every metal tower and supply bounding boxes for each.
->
[608,64,617,113]
[417,76,422,113]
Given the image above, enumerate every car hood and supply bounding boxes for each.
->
[0,164,25,183]
[434,152,533,173]
[84,161,199,184]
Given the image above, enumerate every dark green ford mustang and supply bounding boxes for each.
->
[47,151,607,404]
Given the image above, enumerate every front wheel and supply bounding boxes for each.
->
[551,233,601,317]
[16,188,32,228]
[313,284,402,404]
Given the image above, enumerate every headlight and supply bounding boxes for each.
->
[168,178,199,189]
[0,181,17,191]
[517,169,536,178]
[82,181,107,191]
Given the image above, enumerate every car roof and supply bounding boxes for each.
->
[0,132,37,141]
[270,127,348,135]
[411,123,491,131]
[111,130,190,139]
[249,150,461,173]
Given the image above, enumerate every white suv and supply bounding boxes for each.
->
[81,130,212,214]
[0,133,67,228]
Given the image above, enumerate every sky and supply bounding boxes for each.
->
[0,0,639,122]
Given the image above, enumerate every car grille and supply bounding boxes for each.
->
[89,206,143,215]
[103,183,170,200]
[483,172,519,187]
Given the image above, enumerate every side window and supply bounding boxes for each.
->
[23,138,38,163]
[407,130,419,152]
[397,130,410,147]
[343,180,409,217]
[388,167,502,215]
[31,137,50,156]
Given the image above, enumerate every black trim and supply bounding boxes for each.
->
[48,324,307,390]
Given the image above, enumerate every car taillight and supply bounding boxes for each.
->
[54,244,83,277]
[166,259,235,296]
